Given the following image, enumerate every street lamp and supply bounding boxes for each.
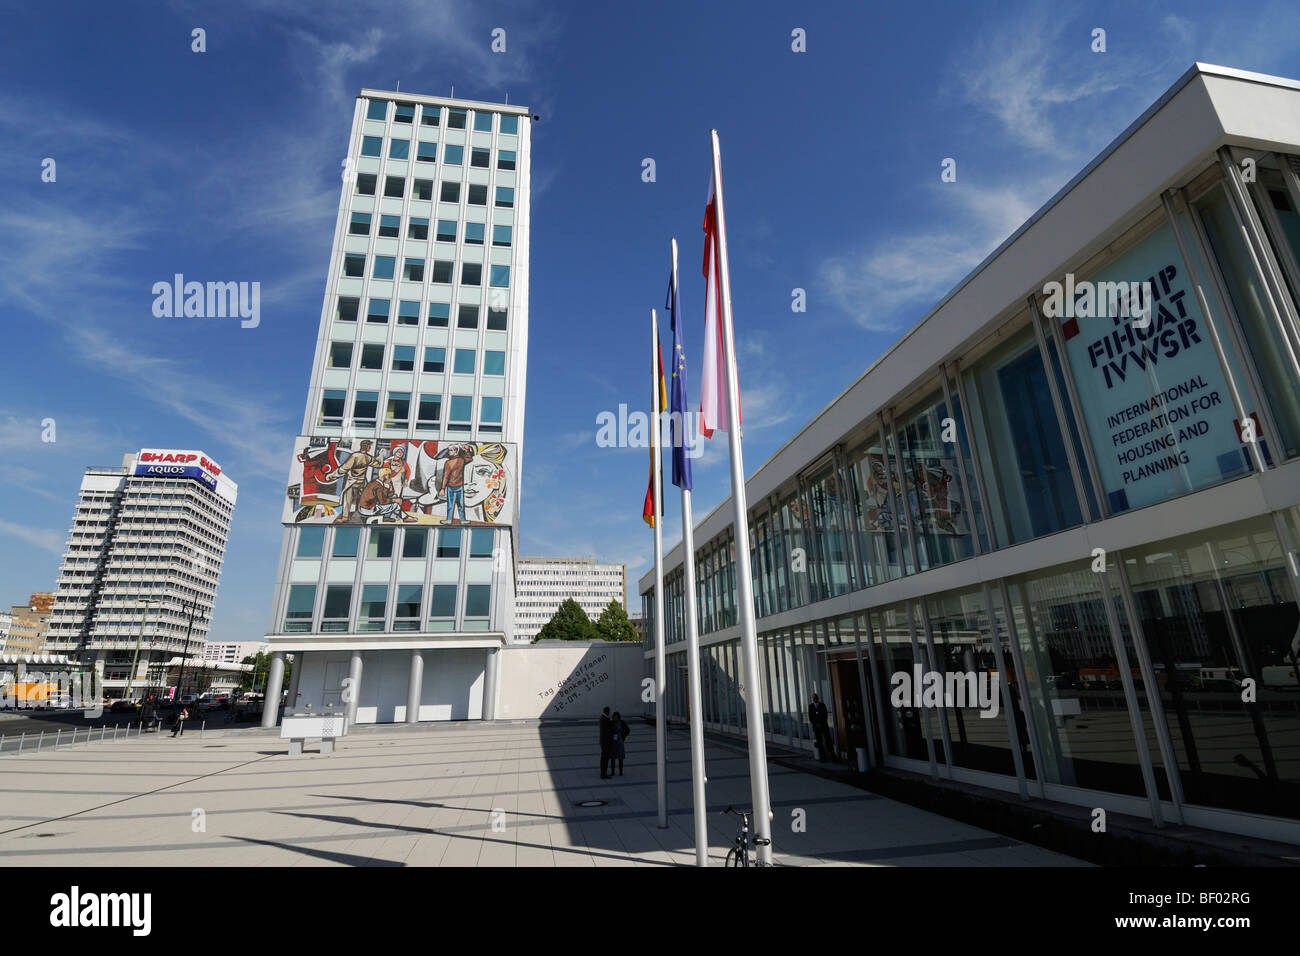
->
[123,599,161,703]
[173,599,199,702]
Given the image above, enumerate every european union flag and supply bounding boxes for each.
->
[667,270,693,491]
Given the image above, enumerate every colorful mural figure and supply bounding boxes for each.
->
[858,453,967,537]
[285,437,514,526]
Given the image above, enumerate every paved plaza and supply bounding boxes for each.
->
[0,720,1086,866]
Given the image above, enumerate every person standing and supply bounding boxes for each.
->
[809,694,834,762]
[610,711,630,776]
[171,706,190,738]
[599,706,613,779]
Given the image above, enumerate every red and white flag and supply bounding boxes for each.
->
[699,174,738,437]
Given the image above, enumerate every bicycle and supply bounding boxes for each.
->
[722,806,771,867]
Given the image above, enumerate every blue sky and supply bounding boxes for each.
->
[2,0,1298,642]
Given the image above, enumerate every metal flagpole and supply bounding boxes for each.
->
[710,129,773,864]
[673,236,709,865]
[651,307,668,829]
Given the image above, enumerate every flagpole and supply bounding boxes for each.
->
[651,307,668,830]
[673,236,709,866]
[710,128,773,864]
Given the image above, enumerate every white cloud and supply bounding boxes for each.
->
[0,519,64,556]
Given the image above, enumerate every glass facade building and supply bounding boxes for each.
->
[263,91,531,724]
[641,65,1300,844]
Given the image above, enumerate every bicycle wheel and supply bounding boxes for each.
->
[725,846,739,867]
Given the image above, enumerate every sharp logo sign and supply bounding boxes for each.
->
[135,450,221,492]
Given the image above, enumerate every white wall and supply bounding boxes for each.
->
[496,642,645,719]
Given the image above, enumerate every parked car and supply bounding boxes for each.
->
[109,700,137,713]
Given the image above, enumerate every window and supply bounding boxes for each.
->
[473,111,493,132]
[487,308,507,331]
[467,184,488,205]
[378,215,400,238]
[432,260,454,283]
[471,147,490,168]
[343,255,365,278]
[496,186,514,208]
[449,395,472,426]
[319,390,345,426]
[394,584,422,629]
[492,225,511,247]
[457,304,479,328]
[417,395,441,428]
[285,585,315,632]
[461,263,482,285]
[349,212,371,236]
[500,114,518,135]
[454,349,476,374]
[373,256,395,280]
[465,222,485,245]
[394,103,414,124]
[366,298,390,324]
[337,297,359,322]
[322,585,352,630]
[413,179,433,200]
[354,391,378,427]
[427,303,450,327]
[392,345,416,371]
[430,585,457,617]
[389,139,410,160]
[490,265,510,287]
[367,101,387,121]
[398,300,420,325]
[483,350,505,375]
[360,343,384,369]
[465,584,491,618]
[356,173,376,196]
[417,141,437,162]
[361,135,382,157]
[421,107,440,126]
[360,585,387,631]
[296,526,325,558]
[423,347,446,372]
[436,220,457,242]
[480,396,503,424]
[385,392,410,427]
[403,528,428,558]
[328,342,353,368]
[437,527,462,557]
[440,181,460,202]
[333,527,360,558]
[403,258,425,282]
[384,175,405,198]
[443,145,464,165]
[497,150,516,171]
[368,528,394,558]
[469,528,494,557]
[408,217,429,240]
[447,108,467,129]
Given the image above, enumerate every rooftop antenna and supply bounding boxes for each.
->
[505,91,509,104]
[396,81,401,92]
[451,85,455,98]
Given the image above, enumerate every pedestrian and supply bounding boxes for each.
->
[610,711,630,776]
[808,693,834,762]
[599,706,613,779]
[171,706,190,737]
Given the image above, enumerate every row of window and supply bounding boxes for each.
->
[349,213,511,246]
[327,341,506,376]
[353,174,514,207]
[318,390,502,431]
[284,582,491,631]
[342,253,511,287]
[295,525,495,559]
[335,298,508,331]
[360,137,516,171]
[366,100,521,136]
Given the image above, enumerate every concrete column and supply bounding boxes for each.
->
[406,649,423,724]
[285,653,303,714]
[481,647,499,720]
[346,650,363,726]
[261,652,285,728]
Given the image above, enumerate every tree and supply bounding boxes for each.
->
[533,598,601,642]
[596,599,638,642]
[240,652,292,693]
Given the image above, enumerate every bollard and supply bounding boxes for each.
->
[18,733,25,755]
[38,731,44,752]
[55,729,62,750]
[100,725,106,744]
[200,720,206,738]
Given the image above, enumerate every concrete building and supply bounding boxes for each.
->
[263,90,532,724]
[44,449,237,700]
[514,557,627,642]
[202,640,268,665]
[5,594,53,655]
[642,64,1300,845]
[0,610,10,648]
